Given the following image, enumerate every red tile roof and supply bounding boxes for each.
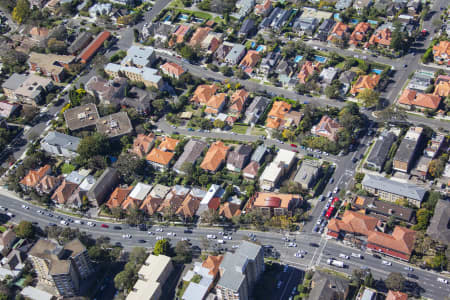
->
[399,89,442,110]
[368,226,417,256]
[327,210,379,236]
[78,31,110,63]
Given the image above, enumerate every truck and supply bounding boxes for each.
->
[327,259,344,268]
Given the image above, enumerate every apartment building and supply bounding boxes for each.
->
[259,149,296,190]
[216,241,264,300]
[28,239,93,297]
[393,127,423,173]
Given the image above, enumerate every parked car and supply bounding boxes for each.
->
[101,224,109,228]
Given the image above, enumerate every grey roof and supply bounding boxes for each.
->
[173,139,208,173]
[353,197,415,223]
[361,174,426,201]
[427,200,450,245]
[122,45,155,67]
[394,136,420,164]
[309,271,349,300]
[339,71,356,84]
[225,44,246,63]
[2,73,28,91]
[366,132,396,168]
[227,144,253,169]
[217,241,262,291]
[239,18,255,35]
[42,131,80,152]
[66,171,86,185]
[294,161,320,186]
[318,19,335,32]
[87,167,119,205]
[96,111,133,138]
[293,16,318,32]
[251,145,267,163]
[245,96,271,123]
[68,31,93,54]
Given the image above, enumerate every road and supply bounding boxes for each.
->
[1,192,449,299]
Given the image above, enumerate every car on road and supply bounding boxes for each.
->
[339,254,349,259]
[113,226,122,230]
[48,223,57,226]
[167,232,176,236]
[288,242,297,247]
[155,236,163,240]
[122,234,132,239]
[21,205,29,209]
[404,266,413,271]
[232,245,239,249]
[382,260,392,266]
[407,273,417,279]
[138,240,146,244]
[309,242,319,247]
[351,253,362,259]
[6,212,14,218]
[101,224,109,228]
[290,144,297,148]
[291,287,297,295]
[181,238,190,242]
[147,231,154,235]
[184,229,193,234]
[437,278,448,284]
[87,222,95,227]
[155,228,163,232]
[294,252,303,258]
[60,220,68,226]
[74,220,83,225]
[114,242,122,247]
[207,234,217,239]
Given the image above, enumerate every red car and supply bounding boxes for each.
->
[291,144,297,148]
[101,224,109,228]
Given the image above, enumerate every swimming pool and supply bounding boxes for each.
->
[251,41,256,48]
[178,13,189,21]
[294,55,303,63]
[368,20,378,25]
[193,17,204,23]
[256,45,265,52]
[163,15,171,22]
[314,55,327,63]
[334,13,341,21]
[351,19,359,24]
[371,69,383,75]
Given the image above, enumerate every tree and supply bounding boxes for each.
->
[325,82,341,99]
[153,239,171,256]
[377,106,407,123]
[12,0,30,24]
[114,264,137,291]
[282,129,295,142]
[114,153,148,184]
[390,21,408,52]
[199,174,209,187]
[220,66,233,77]
[357,89,380,108]
[129,247,148,265]
[201,209,220,225]
[385,272,405,291]
[126,207,145,226]
[47,38,67,54]
[174,240,192,263]
[180,45,196,61]
[213,119,225,129]
[15,221,34,239]
[76,133,110,164]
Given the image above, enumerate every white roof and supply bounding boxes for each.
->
[129,183,153,200]
[200,184,221,205]
[123,45,155,67]
[274,149,296,165]
[21,286,54,300]
[79,175,96,191]
[260,162,283,183]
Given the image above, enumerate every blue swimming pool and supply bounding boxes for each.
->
[178,13,189,21]
[251,41,256,48]
[294,55,303,63]
[334,13,341,21]
[256,45,265,52]
[314,55,327,63]
[368,20,378,25]
[163,15,171,22]
[351,19,359,24]
[371,69,383,74]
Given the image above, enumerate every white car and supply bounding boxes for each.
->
[294,252,303,258]
[217,239,225,244]
[147,231,154,235]
[437,278,448,284]
[232,245,239,249]
[74,220,83,224]
[351,253,362,258]
[404,266,413,271]
[60,220,68,226]
[207,234,217,239]
[86,222,95,227]
[339,254,349,259]
[288,242,297,247]
[21,205,29,209]
[155,228,163,232]
[382,260,392,266]
[122,234,132,239]
[167,232,176,236]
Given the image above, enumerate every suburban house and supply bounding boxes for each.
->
[316,19,336,41]
[398,89,442,111]
[259,149,296,190]
[260,52,281,76]
[339,70,357,93]
[146,137,179,170]
[353,0,372,11]
[293,160,321,190]
[365,131,396,171]
[189,27,212,47]
[191,84,218,105]
[121,87,153,115]
[64,103,100,131]
[106,186,133,209]
[19,165,51,192]
[176,188,206,219]
[427,200,450,245]
[224,44,246,65]
[197,184,224,216]
[239,50,261,69]
[367,226,416,261]
[368,27,392,48]
[228,89,249,115]
[309,271,350,300]
[68,32,93,55]
[157,185,191,215]
[173,139,208,174]
[96,112,133,139]
[131,133,155,158]
[219,202,242,219]
[243,161,260,180]
[349,22,371,46]
[0,101,19,118]
[297,61,321,84]
[352,196,416,224]
[265,101,291,129]
[432,40,450,65]
[254,0,272,16]
[200,141,230,173]
[393,127,423,173]
[28,52,75,83]
[140,184,171,215]
[319,67,338,85]
[204,93,227,115]
[239,19,255,38]
[327,210,379,239]
[87,168,120,206]
[35,175,63,196]
[335,0,353,10]
[293,15,319,36]
[51,180,79,206]
[160,62,185,79]
[233,0,255,20]
[433,75,450,97]
[361,174,426,207]
[350,74,380,95]
[41,132,80,159]
[311,115,342,142]
[246,192,302,217]
[226,144,253,172]
[171,24,192,44]
[121,183,153,210]
[424,132,445,158]
[244,96,271,124]
[327,22,350,44]
[386,291,409,300]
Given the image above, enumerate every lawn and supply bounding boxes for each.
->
[174,8,213,20]
[251,126,267,136]
[232,124,249,134]
[0,226,6,233]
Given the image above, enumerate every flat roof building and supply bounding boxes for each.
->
[64,103,99,131]
[96,111,133,138]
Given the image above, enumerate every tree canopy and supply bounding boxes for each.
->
[153,239,171,256]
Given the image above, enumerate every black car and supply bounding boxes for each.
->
[373,254,381,259]
[113,226,122,230]
[309,243,319,247]
[139,224,147,231]
[138,239,146,243]
[407,273,418,279]
[184,229,193,234]
[114,242,122,247]
[48,223,57,226]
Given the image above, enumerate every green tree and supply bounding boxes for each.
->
[180,45,196,61]
[129,247,148,265]
[385,272,405,291]
[213,119,225,129]
[114,153,148,184]
[357,89,380,108]
[220,66,233,77]
[390,21,407,52]
[12,0,30,24]
[15,221,34,239]
[199,174,209,187]
[174,240,192,263]
[76,133,110,164]
[114,264,137,291]
[153,239,171,256]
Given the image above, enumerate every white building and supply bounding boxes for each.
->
[259,149,296,190]
[41,132,80,159]
[88,3,112,19]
